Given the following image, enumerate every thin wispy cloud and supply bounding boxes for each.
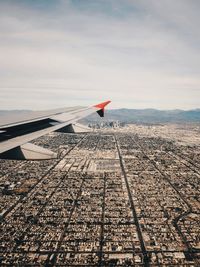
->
[0,0,199,109]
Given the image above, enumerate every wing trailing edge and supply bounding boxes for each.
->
[56,123,92,133]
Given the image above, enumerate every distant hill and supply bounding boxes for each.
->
[0,109,200,124]
[81,108,200,124]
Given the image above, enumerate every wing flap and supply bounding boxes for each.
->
[0,143,57,160]
[56,123,92,133]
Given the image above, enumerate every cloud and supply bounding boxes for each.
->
[0,0,199,110]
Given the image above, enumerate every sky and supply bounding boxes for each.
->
[0,0,200,110]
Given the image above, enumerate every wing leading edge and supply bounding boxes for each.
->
[0,100,111,160]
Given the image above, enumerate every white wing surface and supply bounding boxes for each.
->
[0,101,111,160]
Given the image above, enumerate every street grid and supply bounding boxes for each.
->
[0,129,199,266]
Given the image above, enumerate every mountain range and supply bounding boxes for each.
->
[81,108,200,124]
[0,109,200,124]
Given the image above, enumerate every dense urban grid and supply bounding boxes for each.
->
[0,125,200,266]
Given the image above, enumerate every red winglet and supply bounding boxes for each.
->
[94,100,111,109]
[94,100,111,117]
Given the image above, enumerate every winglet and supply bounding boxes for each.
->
[94,100,111,117]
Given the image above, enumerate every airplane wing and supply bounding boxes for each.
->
[0,100,111,160]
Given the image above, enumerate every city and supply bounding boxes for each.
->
[0,125,199,266]
[1,0,200,266]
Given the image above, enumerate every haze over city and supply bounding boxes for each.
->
[0,0,200,110]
